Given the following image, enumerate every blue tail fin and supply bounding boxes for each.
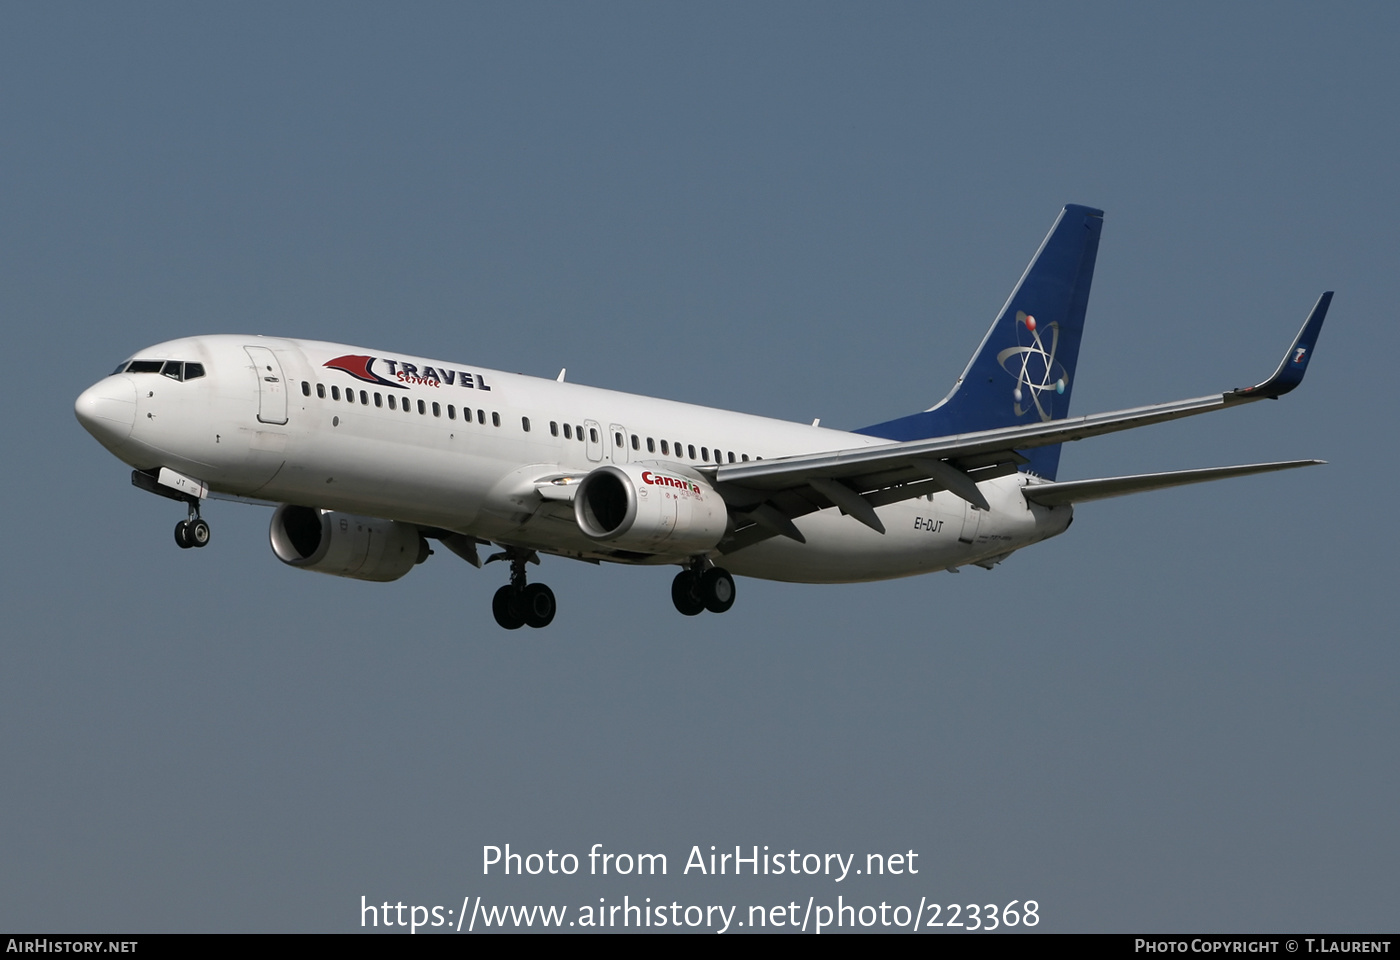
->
[856,204,1104,480]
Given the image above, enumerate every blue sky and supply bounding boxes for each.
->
[2,3,1395,931]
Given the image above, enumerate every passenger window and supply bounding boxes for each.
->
[589,427,598,443]
[360,390,368,405]
[631,434,639,450]
[448,405,456,420]
[522,416,531,432]
[742,454,749,461]
[614,432,623,447]
[660,440,668,455]
[301,381,311,396]
[418,399,426,414]
[492,412,501,427]
[550,421,559,437]
[646,438,655,453]
[701,447,709,462]
[576,425,584,441]
[563,423,572,439]
[375,393,383,408]
[332,386,341,401]
[478,409,487,424]
[317,383,326,399]
[432,401,441,417]
[346,390,355,404]
[728,451,735,463]
[688,444,696,459]
[387,394,395,409]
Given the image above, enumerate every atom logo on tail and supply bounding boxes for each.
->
[995,311,1069,422]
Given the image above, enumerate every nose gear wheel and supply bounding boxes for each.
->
[174,507,211,550]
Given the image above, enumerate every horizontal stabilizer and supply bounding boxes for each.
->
[1022,460,1324,507]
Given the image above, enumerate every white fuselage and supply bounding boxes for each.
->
[76,335,1072,582]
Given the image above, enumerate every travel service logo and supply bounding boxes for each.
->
[324,355,491,391]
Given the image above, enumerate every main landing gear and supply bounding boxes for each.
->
[174,503,211,550]
[672,562,735,617]
[486,547,556,630]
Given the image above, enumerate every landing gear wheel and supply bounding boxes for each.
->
[486,547,556,630]
[700,567,736,614]
[521,583,556,629]
[492,585,526,630]
[671,570,705,616]
[174,520,193,549]
[187,518,211,548]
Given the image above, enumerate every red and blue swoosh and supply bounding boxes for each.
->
[323,355,405,388]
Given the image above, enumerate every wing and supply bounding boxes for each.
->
[705,293,1332,551]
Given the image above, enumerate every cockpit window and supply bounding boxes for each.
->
[112,362,129,375]
[122,359,205,381]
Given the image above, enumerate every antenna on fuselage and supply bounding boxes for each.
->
[557,368,566,382]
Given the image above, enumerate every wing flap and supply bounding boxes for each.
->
[716,391,1229,492]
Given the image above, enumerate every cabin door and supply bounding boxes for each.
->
[244,345,288,425]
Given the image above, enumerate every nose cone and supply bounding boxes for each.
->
[75,376,137,452]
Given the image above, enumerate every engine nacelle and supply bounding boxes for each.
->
[270,504,428,582]
[573,463,728,555]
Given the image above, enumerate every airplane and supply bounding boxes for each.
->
[74,204,1331,630]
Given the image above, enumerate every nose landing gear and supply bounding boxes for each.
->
[672,562,735,616]
[132,469,211,551]
[486,547,556,630]
[174,505,211,549]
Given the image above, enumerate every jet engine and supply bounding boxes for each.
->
[573,463,728,555]
[270,504,429,582]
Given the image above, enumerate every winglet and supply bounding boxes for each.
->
[1229,292,1332,399]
